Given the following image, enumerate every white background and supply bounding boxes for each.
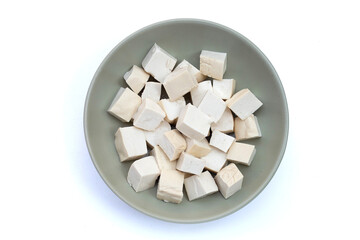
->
[1,0,359,239]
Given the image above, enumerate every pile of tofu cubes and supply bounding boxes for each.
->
[108,43,263,203]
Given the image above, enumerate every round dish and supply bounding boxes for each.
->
[84,19,289,223]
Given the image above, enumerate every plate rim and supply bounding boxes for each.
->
[83,18,289,223]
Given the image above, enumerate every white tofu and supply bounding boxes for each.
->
[176,152,205,175]
[141,82,162,102]
[185,138,211,158]
[175,59,206,83]
[114,126,147,162]
[133,98,165,131]
[158,97,186,124]
[200,50,227,80]
[198,90,226,123]
[107,87,142,122]
[144,121,171,148]
[124,65,150,94]
[163,66,198,101]
[184,171,218,201]
[176,103,212,141]
[190,80,212,107]
[150,145,177,171]
[215,163,244,199]
[212,79,236,100]
[234,114,262,140]
[142,43,177,83]
[227,142,256,166]
[211,107,234,133]
[209,130,235,153]
[127,156,160,192]
[157,170,184,204]
[159,129,187,161]
[226,88,263,120]
[201,146,227,173]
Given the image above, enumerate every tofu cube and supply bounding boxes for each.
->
[175,59,206,83]
[159,97,186,124]
[212,79,236,100]
[201,146,227,173]
[211,107,234,133]
[124,65,150,94]
[133,98,165,131]
[176,103,212,141]
[157,170,184,204]
[185,138,211,158]
[144,121,171,148]
[142,43,177,83]
[127,156,160,192]
[200,50,227,80]
[176,152,205,175]
[163,66,198,101]
[150,145,176,172]
[209,130,235,153]
[226,88,263,120]
[159,129,187,161]
[107,87,142,122]
[184,171,218,201]
[198,90,226,123]
[190,80,212,107]
[234,114,262,140]
[215,163,244,199]
[141,82,162,102]
[227,142,256,166]
[115,126,147,162]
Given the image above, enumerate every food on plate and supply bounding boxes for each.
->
[107,43,263,202]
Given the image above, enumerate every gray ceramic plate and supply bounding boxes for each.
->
[84,19,289,223]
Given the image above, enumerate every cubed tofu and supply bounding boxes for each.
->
[141,82,162,102]
[107,87,142,122]
[175,59,206,83]
[163,66,198,101]
[124,65,150,94]
[115,126,147,162]
[176,152,205,175]
[144,121,171,148]
[201,146,227,173]
[150,145,177,171]
[211,107,234,133]
[200,50,227,80]
[184,171,218,201]
[127,156,160,192]
[209,130,235,153]
[198,90,226,123]
[176,103,212,141]
[185,138,211,158]
[142,43,177,83]
[226,88,263,120]
[157,170,184,204]
[234,114,262,140]
[212,79,236,100]
[190,80,212,107]
[215,163,244,199]
[133,98,165,131]
[227,142,256,166]
[158,97,186,124]
[159,129,187,161]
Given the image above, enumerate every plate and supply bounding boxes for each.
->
[84,19,289,223]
